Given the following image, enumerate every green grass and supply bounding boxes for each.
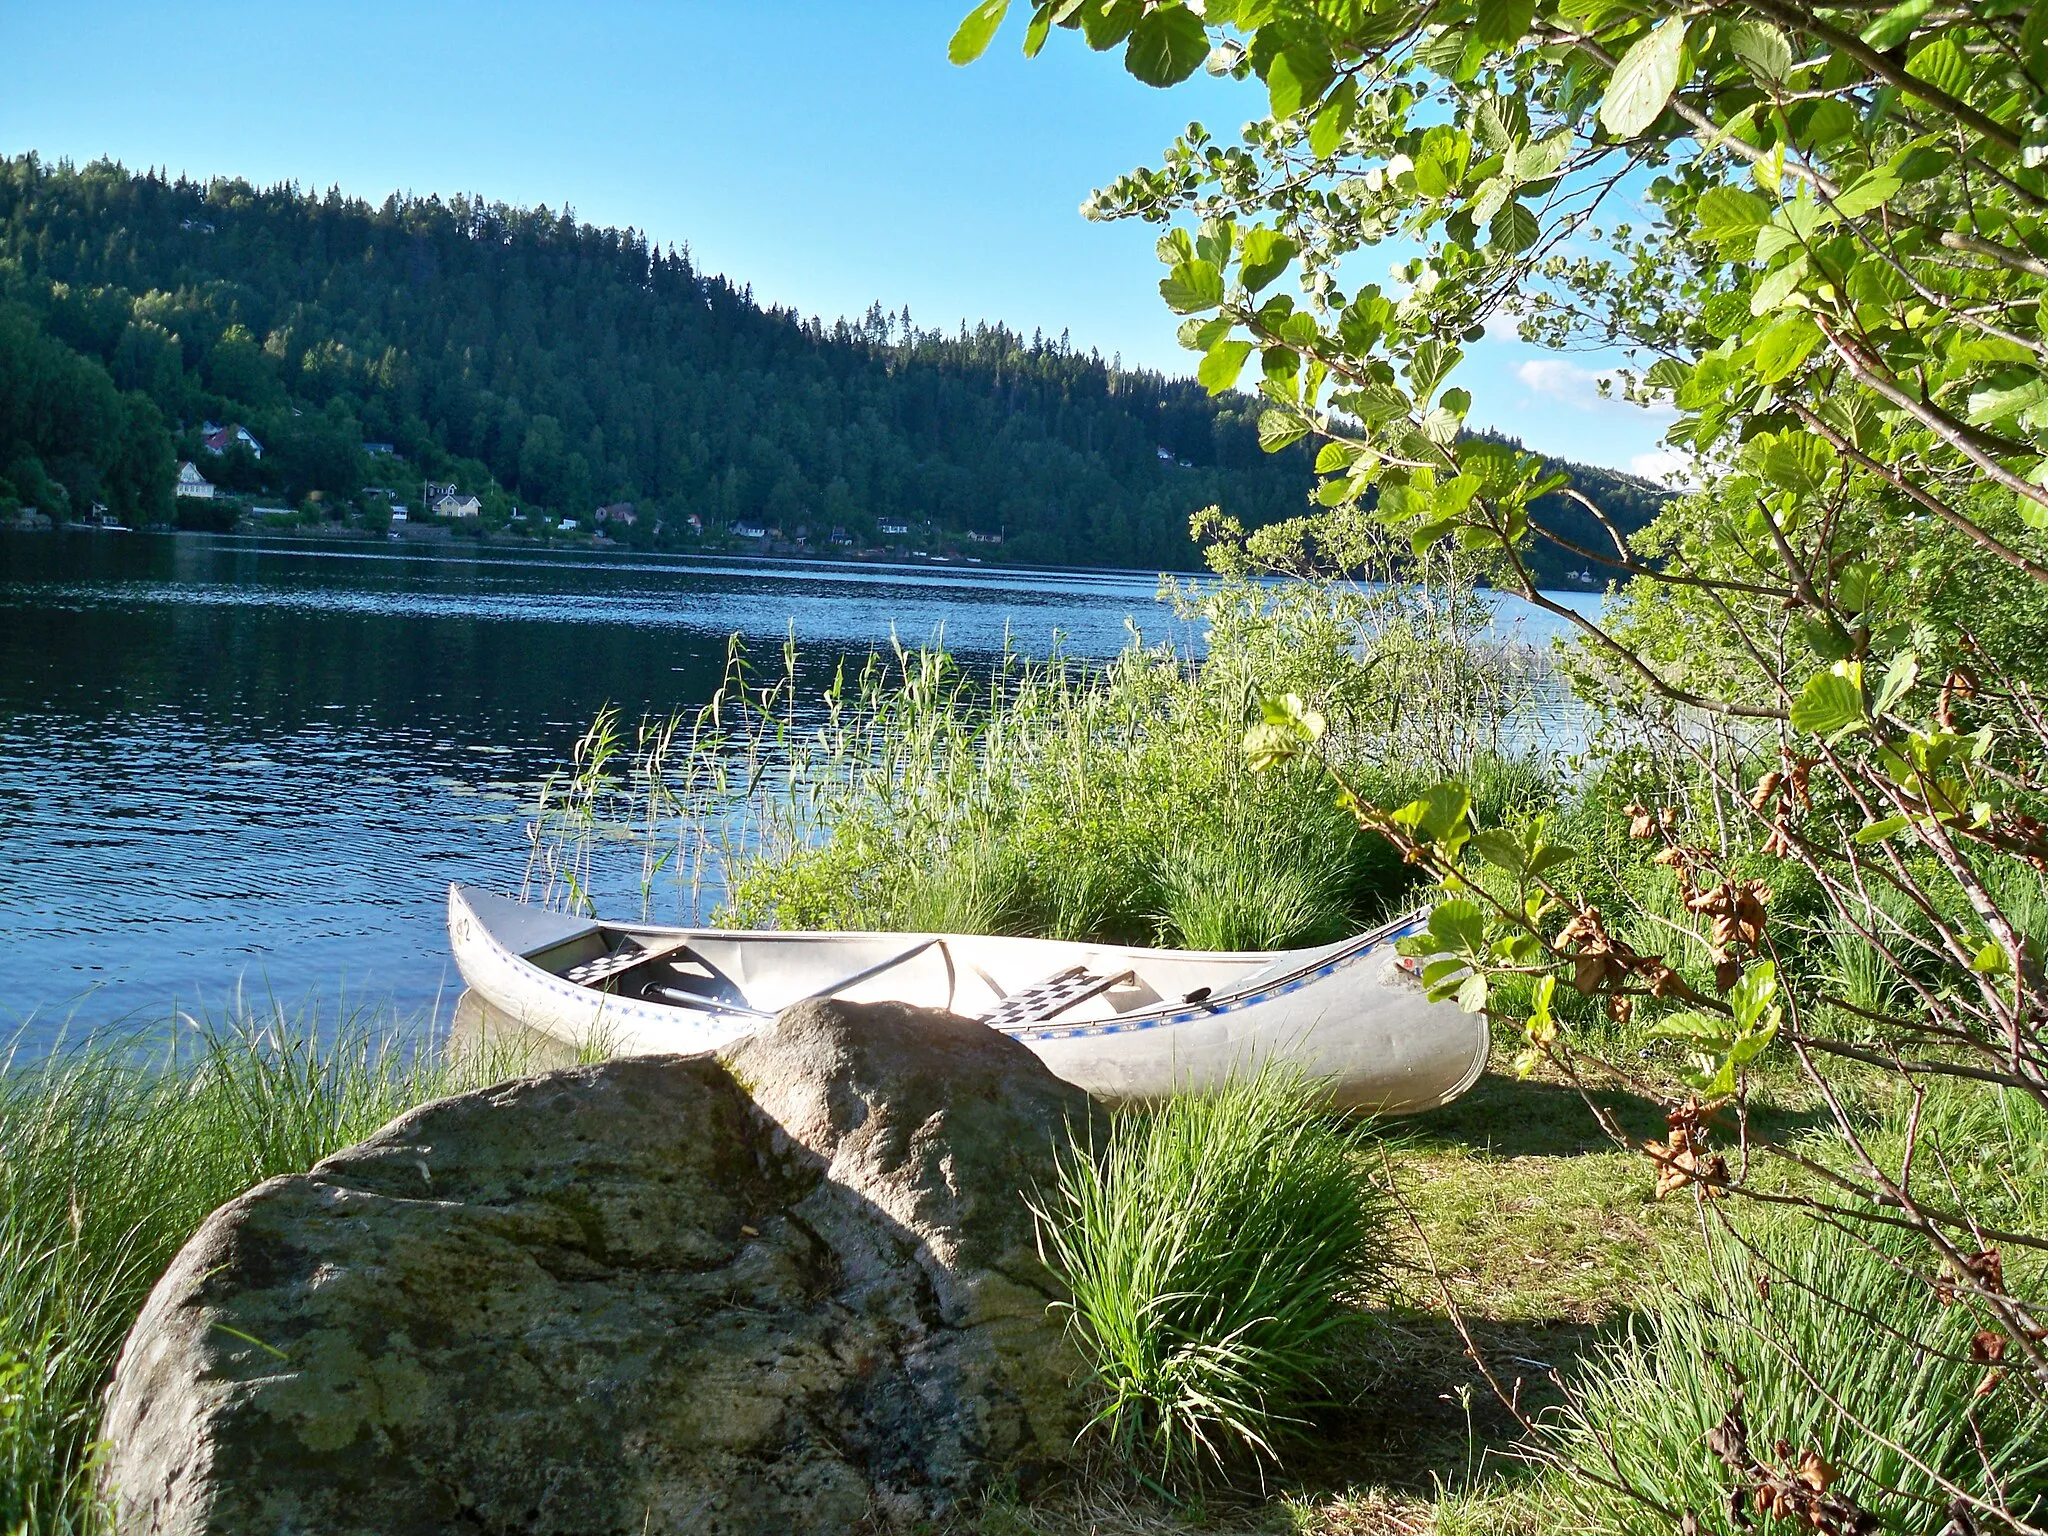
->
[1033,1068,1393,1488]
[0,1004,553,1534]
[1547,1213,2048,1536]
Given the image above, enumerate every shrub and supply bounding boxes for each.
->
[1032,1067,1390,1486]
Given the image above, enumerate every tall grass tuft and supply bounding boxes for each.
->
[1548,1211,2048,1535]
[1032,1068,1390,1487]
[0,1002,546,1534]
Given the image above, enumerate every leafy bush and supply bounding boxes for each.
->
[1031,1068,1390,1485]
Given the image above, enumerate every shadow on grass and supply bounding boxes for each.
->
[1399,1066,1831,1159]
[970,1309,1613,1534]
[1290,1306,1602,1498]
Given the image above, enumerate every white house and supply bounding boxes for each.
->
[558,518,580,532]
[432,491,483,520]
[174,462,215,500]
[877,520,909,537]
[732,522,767,540]
[201,423,263,459]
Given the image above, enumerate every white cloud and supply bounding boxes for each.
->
[1512,358,1677,420]
[1513,358,1618,408]
[1629,449,1698,487]
[1482,305,1524,342]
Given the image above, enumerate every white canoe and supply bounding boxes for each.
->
[446,883,1488,1113]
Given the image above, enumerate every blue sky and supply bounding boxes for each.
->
[1,0,1675,477]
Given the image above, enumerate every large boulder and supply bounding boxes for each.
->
[102,1000,1103,1535]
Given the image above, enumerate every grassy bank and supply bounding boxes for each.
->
[0,1006,556,1532]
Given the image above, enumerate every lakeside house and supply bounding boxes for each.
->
[595,502,637,527]
[363,442,397,458]
[877,520,909,537]
[732,522,767,540]
[558,518,580,532]
[389,508,408,524]
[174,462,215,500]
[432,491,482,520]
[201,423,263,459]
[965,529,1002,546]
[686,514,702,535]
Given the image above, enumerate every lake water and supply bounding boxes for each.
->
[0,532,1597,1045]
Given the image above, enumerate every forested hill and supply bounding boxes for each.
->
[0,155,1660,579]
[0,155,1322,568]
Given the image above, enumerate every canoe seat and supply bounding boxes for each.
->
[563,943,659,987]
[562,935,692,989]
[980,966,1135,1033]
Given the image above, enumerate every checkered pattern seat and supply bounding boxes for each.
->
[980,966,1134,1032]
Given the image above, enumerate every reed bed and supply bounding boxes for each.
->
[523,578,1565,950]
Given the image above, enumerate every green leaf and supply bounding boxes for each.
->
[1860,0,1933,49]
[1695,185,1770,245]
[1023,5,1054,56]
[1750,255,1809,317]
[1426,894,1487,953]
[1309,77,1358,159]
[1967,376,2048,427]
[1600,19,1688,140]
[1474,94,1530,153]
[1729,20,1793,83]
[1971,939,2010,974]
[2024,0,2048,66]
[1754,316,1821,385]
[1408,518,1456,555]
[949,0,1012,64]
[1238,227,1299,292]
[1197,339,1254,394]
[1159,260,1225,313]
[1873,651,1920,716]
[1513,131,1574,182]
[1852,815,1909,844]
[1258,409,1309,452]
[1905,37,1969,101]
[1488,199,1541,253]
[1753,431,1836,493]
[1266,42,1334,118]
[1393,783,1474,848]
[1475,0,1538,48]
[1469,827,1529,876]
[1469,177,1512,229]
[1455,973,1491,1012]
[1314,440,1356,473]
[1079,0,1141,49]
[1790,661,1867,741]
[1833,171,1901,220]
[1124,3,1209,86]
[1727,961,1779,1034]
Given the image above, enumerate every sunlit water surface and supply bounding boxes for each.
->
[0,532,1597,1045]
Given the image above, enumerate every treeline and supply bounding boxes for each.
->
[0,155,1661,579]
[0,155,1328,568]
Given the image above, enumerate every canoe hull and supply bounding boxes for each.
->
[446,884,1487,1113]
